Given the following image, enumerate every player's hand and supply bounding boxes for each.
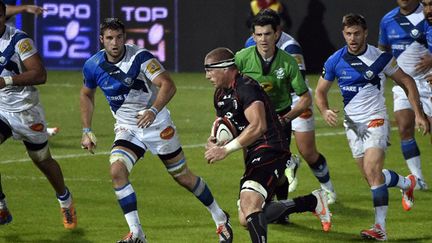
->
[323,109,339,127]
[415,53,432,73]
[278,113,292,126]
[81,131,97,154]
[25,5,44,15]
[137,109,156,128]
[415,114,431,136]
[205,146,228,164]
[205,136,217,151]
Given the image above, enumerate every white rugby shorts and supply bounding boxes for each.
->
[393,83,432,117]
[0,103,48,144]
[113,109,181,156]
[344,117,389,158]
[291,89,315,132]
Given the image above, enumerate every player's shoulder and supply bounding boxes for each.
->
[325,46,348,65]
[83,50,105,72]
[245,36,255,48]
[236,46,255,57]
[278,32,299,46]
[381,7,400,24]
[125,44,156,63]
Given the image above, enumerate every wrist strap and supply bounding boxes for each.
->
[82,128,92,133]
[149,106,159,116]
[223,138,242,154]
[3,76,13,86]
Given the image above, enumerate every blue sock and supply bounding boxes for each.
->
[382,169,399,188]
[309,154,330,183]
[115,183,137,214]
[371,184,388,207]
[192,177,214,206]
[401,139,420,160]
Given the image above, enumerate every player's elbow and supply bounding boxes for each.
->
[35,69,47,85]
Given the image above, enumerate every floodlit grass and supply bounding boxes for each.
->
[0,71,431,242]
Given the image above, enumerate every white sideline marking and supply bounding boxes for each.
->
[3,174,107,183]
[0,127,398,165]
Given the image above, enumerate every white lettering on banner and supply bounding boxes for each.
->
[121,6,168,22]
[43,4,90,19]
[42,3,92,59]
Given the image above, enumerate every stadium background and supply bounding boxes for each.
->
[19,0,395,72]
[2,1,431,242]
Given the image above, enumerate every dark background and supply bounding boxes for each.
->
[21,0,397,73]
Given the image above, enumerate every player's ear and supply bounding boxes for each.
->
[99,35,103,44]
[364,29,368,38]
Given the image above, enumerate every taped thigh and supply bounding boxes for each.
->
[240,180,268,200]
[165,157,187,177]
[110,149,137,173]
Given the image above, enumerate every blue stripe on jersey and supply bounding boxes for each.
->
[426,22,432,52]
[83,47,156,113]
[0,32,28,74]
[339,52,391,106]
[245,36,255,48]
[392,13,427,55]
[283,44,302,55]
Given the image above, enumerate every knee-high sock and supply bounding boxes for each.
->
[191,177,226,225]
[382,169,411,190]
[401,139,423,180]
[263,194,317,222]
[309,154,334,191]
[115,183,142,234]
[371,184,388,230]
[246,211,267,243]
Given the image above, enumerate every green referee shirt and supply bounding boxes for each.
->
[235,46,308,113]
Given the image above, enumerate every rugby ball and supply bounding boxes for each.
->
[211,117,237,143]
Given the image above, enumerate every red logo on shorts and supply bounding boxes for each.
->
[299,108,313,119]
[30,123,45,132]
[160,126,175,139]
[368,119,385,128]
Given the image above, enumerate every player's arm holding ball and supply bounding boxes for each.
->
[205,101,267,163]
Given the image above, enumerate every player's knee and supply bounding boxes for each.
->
[109,149,136,176]
[27,144,51,163]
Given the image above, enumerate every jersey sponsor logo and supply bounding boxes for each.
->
[146,59,161,74]
[18,39,33,54]
[411,28,421,38]
[30,123,45,132]
[299,108,313,119]
[367,119,385,128]
[275,67,285,79]
[260,82,273,92]
[363,70,375,80]
[160,125,175,139]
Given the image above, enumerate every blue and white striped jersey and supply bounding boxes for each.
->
[83,44,166,125]
[379,4,430,81]
[322,44,399,122]
[0,25,39,112]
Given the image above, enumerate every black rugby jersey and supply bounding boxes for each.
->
[213,73,289,155]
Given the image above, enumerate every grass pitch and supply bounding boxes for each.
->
[0,71,431,242]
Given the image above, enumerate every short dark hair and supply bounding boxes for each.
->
[0,1,6,15]
[100,18,125,35]
[251,9,280,33]
[342,13,367,30]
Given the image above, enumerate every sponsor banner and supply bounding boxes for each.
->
[35,0,100,70]
[112,0,176,70]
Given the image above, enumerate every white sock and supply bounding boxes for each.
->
[206,200,226,226]
[406,156,424,180]
[397,176,412,190]
[375,205,387,231]
[0,199,7,209]
[125,211,144,236]
[320,181,335,192]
